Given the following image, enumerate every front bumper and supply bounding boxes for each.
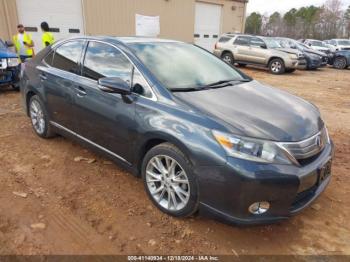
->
[197,141,334,225]
[286,58,307,70]
[0,66,20,86]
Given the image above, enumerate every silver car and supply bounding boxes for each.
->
[214,34,307,74]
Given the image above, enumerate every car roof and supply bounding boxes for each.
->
[52,36,182,49]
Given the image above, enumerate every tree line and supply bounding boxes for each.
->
[245,0,350,39]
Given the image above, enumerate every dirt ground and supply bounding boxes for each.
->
[0,66,349,256]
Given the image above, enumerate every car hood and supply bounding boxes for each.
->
[173,81,323,142]
[303,49,326,56]
[0,48,17,58]
[276,47,300,55]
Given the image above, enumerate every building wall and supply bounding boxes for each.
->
[83,0,247,42]
[83,0,195,42]
[0,0,247,42]
[0,0,19,40]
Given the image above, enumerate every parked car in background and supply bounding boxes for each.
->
[275,37,328,69]
[303,39,331,54]
[0,39,20,90]
[21,36,334,225]
[325,39,350,52]
[214,34,306,74]
[328,50,350,69]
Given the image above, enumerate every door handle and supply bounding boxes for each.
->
[39,73,47,81]
[75,86,87,97]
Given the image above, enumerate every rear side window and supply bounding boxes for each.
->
[218,36,232,43]
[234,36,250,46]
[82,41,133,83]
[52,41,85,74]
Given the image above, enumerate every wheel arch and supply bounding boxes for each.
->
[135,132,195,177]
[268,56,285,66]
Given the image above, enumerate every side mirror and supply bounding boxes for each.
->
[5,40,14,47]
[260,44,267,49]
[98,77,131,95]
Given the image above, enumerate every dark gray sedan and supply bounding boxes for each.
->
[20,37,334,225]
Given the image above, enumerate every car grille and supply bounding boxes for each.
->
[279,128,328,165]
[342,47,350,51]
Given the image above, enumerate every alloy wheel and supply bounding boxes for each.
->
[271,61,282,73]
[222,55,232,64]
[30,99,45,135]
[334,57,347,69]
[145,155,190,211]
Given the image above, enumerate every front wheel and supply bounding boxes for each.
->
[333,57,347,69]
[269,58,285,74]
[142,143,199,217]
[29,95,55,138]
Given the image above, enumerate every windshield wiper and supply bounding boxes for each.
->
[170,79,251,92]
[207,79,251,87]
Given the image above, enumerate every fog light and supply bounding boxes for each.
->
[248,202,270,215]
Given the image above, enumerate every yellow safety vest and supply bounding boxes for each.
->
[42,32,55,47]
[13,33,34,56]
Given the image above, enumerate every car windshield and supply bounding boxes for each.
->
[0,40,6,49]
[263,38,281,49]
[310,40,326,47]
[130,42,248,91]
[337,40,350,45]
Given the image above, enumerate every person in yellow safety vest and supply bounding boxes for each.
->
[41,22,55,48]
[13,24,34,62]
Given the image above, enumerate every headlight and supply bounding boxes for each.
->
[7,58,20,67]
[212,130,294,164]
[0,58,7,69]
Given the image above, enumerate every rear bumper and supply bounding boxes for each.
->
[197,141,334,225]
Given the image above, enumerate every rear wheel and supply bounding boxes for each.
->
[333,57,347,69]
[29,95,55,138]
[221,52,234,65]
[142,143,199,217]
[269,58,285,74]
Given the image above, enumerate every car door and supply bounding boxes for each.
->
[72,41,137,162]
[247,37,268,64]
[232,36,251,62]
[39,40,85,131]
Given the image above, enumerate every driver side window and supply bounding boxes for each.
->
[250,37,265,47]
[82,41,153,98]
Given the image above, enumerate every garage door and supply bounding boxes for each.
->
[16,0,84,53]
[194,2,222,51]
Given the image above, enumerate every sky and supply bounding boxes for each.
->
[246,0,350,15]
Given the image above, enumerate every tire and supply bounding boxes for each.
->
[237,63,247,67]
[269,58,285,74]
[333,57,347,70]
[285,69,296,73]
[29,95,56,138]
[221,52,234,65]
[141,143,199,218]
